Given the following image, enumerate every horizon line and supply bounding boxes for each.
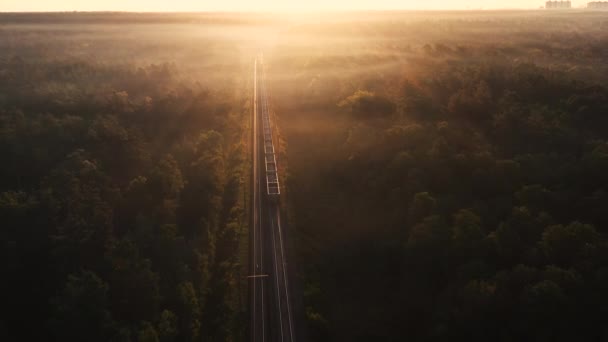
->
[0,8,589,14]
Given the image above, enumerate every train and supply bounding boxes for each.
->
[258,59,281,202]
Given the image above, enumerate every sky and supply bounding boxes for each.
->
[0,0,588,12]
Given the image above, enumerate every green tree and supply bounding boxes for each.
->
[339,90,395,119]
[176,282,201,341]
[407,192,437,225]
[106,239,161,324]
[49,270,116,342]
[541,222,599,266]
[452,209,484,251]
[157,310,178,342]
[137,322,160,342]
[149,154,184,199]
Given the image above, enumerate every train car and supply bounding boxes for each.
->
[265,152,280,202]
[258,57,281,202]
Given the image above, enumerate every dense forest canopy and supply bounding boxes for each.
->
[2,11,608,342]
[268,11,608,341]
[0,16,278,341]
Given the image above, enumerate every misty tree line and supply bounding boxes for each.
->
[0,24,250,341]
[271,14,608,341]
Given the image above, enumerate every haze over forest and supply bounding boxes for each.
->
[0,0,592,11]
[2,7,608,342]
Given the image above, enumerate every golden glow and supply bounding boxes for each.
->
[1,0,586,12]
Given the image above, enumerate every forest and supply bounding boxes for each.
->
[2,10,608,342]
[268,11,608,341]
[0,15,274,341]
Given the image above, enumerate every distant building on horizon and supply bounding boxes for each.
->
[588,1,608,8]
[545,0,572,8]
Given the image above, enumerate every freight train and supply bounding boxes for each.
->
[258,58,281,202]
